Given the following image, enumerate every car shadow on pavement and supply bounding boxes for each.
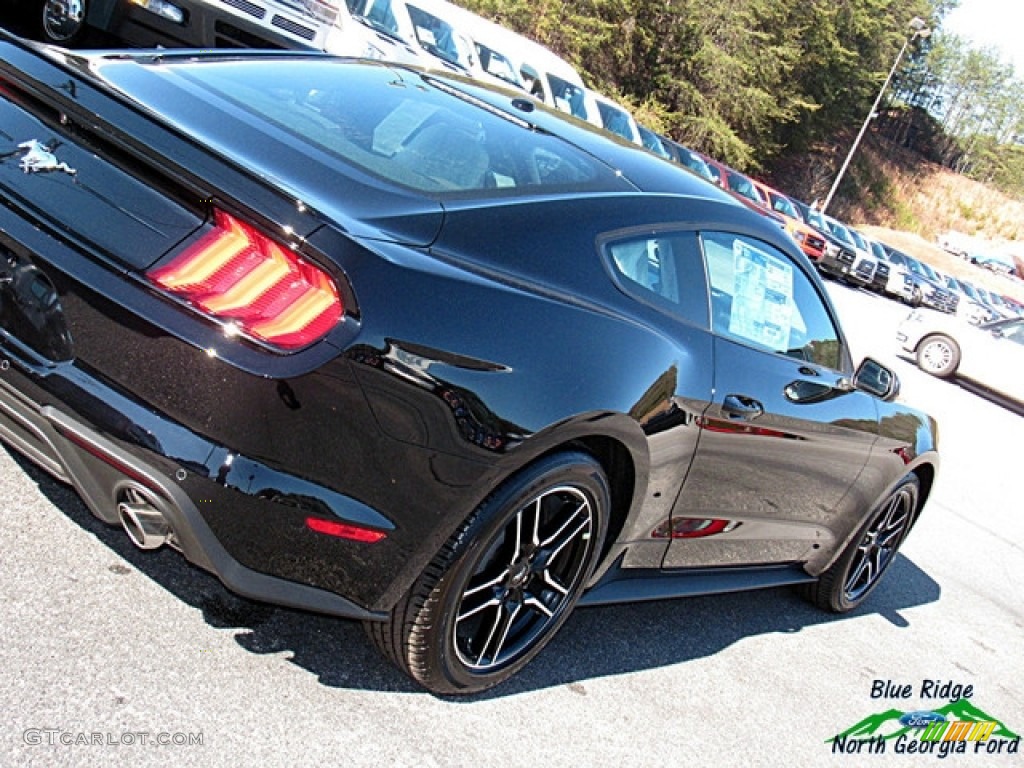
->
[895,353,1024,416]
[16,450,941,699]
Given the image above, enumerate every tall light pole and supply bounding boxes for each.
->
[820,17,931,214]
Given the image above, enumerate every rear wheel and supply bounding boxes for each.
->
[367,451,609,695]
[804,474,919,613]
[916,334,960,378]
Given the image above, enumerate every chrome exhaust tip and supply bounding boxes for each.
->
[118,500,170,550]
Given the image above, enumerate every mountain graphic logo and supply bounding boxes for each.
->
[828,698,1020,742]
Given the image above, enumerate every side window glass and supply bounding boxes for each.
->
[606,232,707,326]
[701,232,843,370]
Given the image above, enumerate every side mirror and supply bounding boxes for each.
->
[853,358,900,402]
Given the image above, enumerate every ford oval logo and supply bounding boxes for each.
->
[899,710,946,729]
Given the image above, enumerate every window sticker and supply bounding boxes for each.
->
[728,239,794,350]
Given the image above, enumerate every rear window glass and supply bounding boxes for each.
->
[112,59,620,196]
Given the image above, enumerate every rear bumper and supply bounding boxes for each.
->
[0,368,386,621]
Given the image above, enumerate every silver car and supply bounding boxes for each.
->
[898,311,1024,404]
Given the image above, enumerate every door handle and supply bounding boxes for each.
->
[722,394,764,420]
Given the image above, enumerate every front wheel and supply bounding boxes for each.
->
[367,451,609,695]
[35,0,88,45]
[804,474,919,613]
[916,334,960,379]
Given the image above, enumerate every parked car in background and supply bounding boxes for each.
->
[884,248,958,314]
[0,32,939,695]
[971,252,1016,275]
[976,286,1017,320]
[861,235,914,301]
[637,124,672,159]
[750,181,827,264]
[788,200,859,280]
[697,157,788,231]
[349,0,485,76]
[821,216,876,287]
[660,139,717,182]
[590,90,642,144]
[847,228,889,294]
[899,312,1024,406]
[937,273,995,324]
[411,0,526,89]
[1000,295,1024,316]
[22,0,426,60]
[936,230,976,260]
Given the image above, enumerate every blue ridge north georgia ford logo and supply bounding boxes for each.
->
[829,680,1020,759]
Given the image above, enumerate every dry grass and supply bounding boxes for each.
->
[839,137,1024,245]
[827,136,1024,303]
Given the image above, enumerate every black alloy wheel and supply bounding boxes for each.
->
[804,474,919,613]
[368,451,609,695]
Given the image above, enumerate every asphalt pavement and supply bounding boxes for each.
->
[1,279,1021,767]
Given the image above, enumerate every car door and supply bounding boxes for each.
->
[963,319,1024,401]
[663,231,882,568]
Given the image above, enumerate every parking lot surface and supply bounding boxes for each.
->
[1,280,1021,767]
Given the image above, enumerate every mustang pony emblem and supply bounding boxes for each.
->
[17,139,77,176]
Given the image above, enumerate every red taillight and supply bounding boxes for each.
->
[148,210,342,350]
[305,516,387,543]
[651,517,737,539]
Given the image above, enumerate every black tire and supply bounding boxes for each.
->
[804,474,919,613]
[916,334,960,379]
[909,284,923,307]
[34,0,88,45]
[367,451,609,695]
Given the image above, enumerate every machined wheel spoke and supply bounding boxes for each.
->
[542,569,569,596]
[524,594,554,618]
[541,502,591,563]
[457,593,502,624]
[847,551,873,592]
[878,520,907,549]
[450,469,607,675]
[475,601,521,667]
[462,570,507,601]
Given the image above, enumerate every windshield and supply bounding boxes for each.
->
[904,258,927,278]
[806,209,827,231]
[595,100,637,142]
[769,192,798,219]
[352,0,405,43]
[848,229,868,250]
[638,126,671,158]
[406,3,473,71]
[678,149,713,180]
[825,219,854,246]
[548,75,589,121]
[725,171,761,203]
[960,281,981,300]
[917,260,940,280]
[474,42,522,87]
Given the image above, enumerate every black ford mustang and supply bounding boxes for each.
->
[0,31,938,694]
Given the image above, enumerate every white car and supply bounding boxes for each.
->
[588,89,642,144]
[898,310,1024,405]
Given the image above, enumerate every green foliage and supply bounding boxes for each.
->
[458,0,954,171]
[456,1,1022,198]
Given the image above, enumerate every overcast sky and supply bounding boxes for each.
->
[942,0,1024,78]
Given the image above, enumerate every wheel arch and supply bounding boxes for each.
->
[909,460,937,526]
